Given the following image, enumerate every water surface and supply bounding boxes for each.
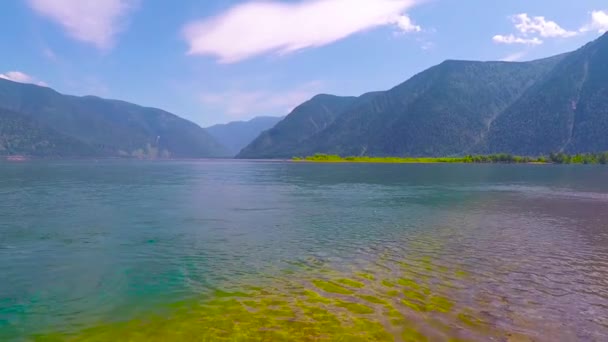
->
[1,161,607,341]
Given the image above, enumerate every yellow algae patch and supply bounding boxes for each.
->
[357,294,389,305]
[311,280,353,295]
[259,297,289,307]
[455,269,470,279]
[382,279,396,288]
[384,307,404,318]
[356,272,376,281]
[386,289,401,297]
[352,318,394,341]
[403,290,426,302]
[300,305,340,325]
[302,289,332,304]
[458,311,487,328]
[427,295,454,313]
[31,247,512,342]
[334,299,375,314]
[402,326,428,342]
[401,298,426,312]
[336,278,366,288]
[397,278,422,290]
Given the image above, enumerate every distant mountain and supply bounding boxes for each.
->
[206,116,283,157]
[0,79,227,158]
[238,94,378,158]
[0,108,95,157]
[238,33,608,158]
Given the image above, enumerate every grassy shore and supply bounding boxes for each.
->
[294,153,608,164]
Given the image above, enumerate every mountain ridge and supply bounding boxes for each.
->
[0,78,228,158]
[238,33,607,159]
[206,116,284,157]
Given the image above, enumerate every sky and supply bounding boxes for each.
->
[0,0,607,127]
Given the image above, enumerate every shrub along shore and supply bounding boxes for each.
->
[293,153,608,164]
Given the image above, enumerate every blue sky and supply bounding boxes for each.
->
[0,0,607,127]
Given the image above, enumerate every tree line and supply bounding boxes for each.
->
[295,152,608,164]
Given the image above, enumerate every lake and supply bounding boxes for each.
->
[1,160,607,341]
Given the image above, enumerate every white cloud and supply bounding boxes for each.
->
[27,0,137,50]
[0,71,48,86]
[200,82,324,119]
[493,13,578,46]
[183,0,421,63]
[493,34,542,45]
[394,15,421,33]
[511,13,577,38]
[580,10,608,34]
[500,51,527,62]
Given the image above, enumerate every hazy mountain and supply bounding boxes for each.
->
[0,79,227,158]
[206,116,283,157]
[0,107,96,157]
[238,93,380,158]
[238,33,608,158]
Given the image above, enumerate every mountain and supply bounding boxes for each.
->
[238,33,608,158]
[238,93,380,158]
[0,79,227,158]
[206,116,283,157]
[0,108,95,157]
[484,33,608,154]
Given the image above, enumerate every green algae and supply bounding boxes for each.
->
[397,278,422,290]
[352,318,394,341]
[259,297,289,307]
[427,295,454,313]
[356,272,376,281]
[32,249,512,342]
[302,289,332,304]
[336,278,366,288]
[402,327,428,342]
[241,300,258,307]
[357,294,389,305]
[259,307,295,318]
[300,305,340,324]
[403,289,426,302]
[334,299,375,314]
[212,289,252,298]
[454,269,469,279]
[397,261,412,268]
[311,279,354,295]
[384,307,404,318]
[400,298,426,312]
[382,279,396,288]
[386,289,401,297]
[458,311,487,328]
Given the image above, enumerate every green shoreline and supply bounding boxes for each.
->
[293,153,608,165]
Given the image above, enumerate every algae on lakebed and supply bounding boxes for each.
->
[32,251,512,342]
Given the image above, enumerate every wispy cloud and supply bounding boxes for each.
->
[493,13,578,46]
[500,51,527,62]
[512,13,577,38]
[27,0,138,50]
[580,10,608,34]
[183,0,422,63]
[0,71,48,86]
[199,82,324,119]
[42,47,58,61]
[493,34,542,45]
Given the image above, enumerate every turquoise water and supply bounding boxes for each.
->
[1,160,607,341]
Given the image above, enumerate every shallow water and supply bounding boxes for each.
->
[1,160,607,341]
